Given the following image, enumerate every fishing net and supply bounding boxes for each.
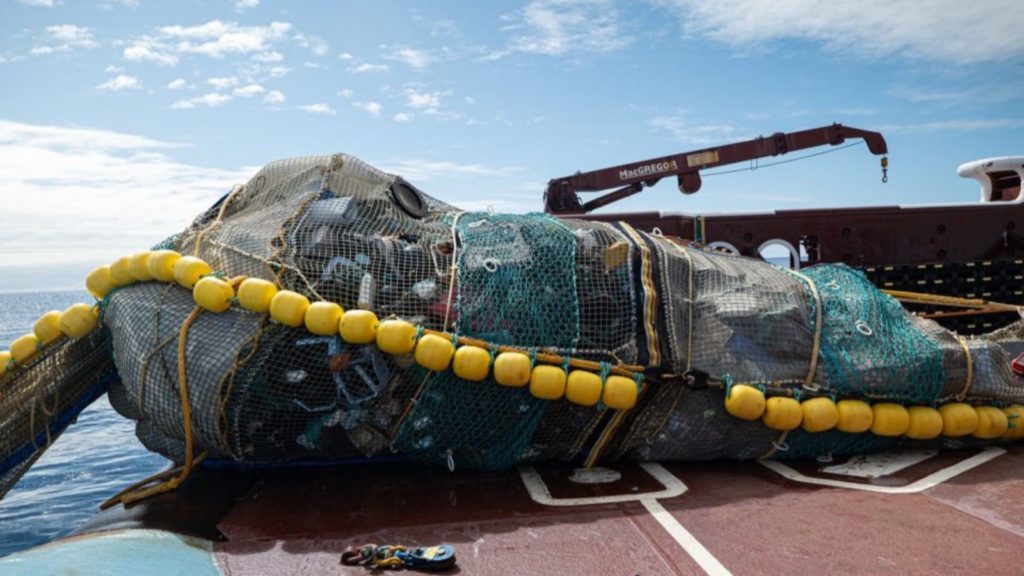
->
[4,152,1024,489]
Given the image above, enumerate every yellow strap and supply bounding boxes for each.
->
[783,268,822,388]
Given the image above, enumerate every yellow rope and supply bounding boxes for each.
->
[784,268,822,388]
[955,336,974,401]
[103,278,252,508]
[192,184,245,257]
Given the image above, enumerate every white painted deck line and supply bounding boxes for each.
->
[518,462,685,506]
[519,463,732,575]
[641,497,733,576]
[821,450,938,479]
[760,447,1006,494]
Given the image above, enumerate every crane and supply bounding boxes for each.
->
[544,123,889,214]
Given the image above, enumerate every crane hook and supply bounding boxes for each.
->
[881,155,889,184]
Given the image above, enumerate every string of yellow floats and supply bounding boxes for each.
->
[3,248,1022,444]
[0,249,642,412]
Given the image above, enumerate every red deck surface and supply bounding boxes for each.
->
[208,445,1024,575]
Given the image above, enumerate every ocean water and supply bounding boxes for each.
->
[0,291,169,557]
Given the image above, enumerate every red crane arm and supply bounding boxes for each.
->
[543,123,889,214]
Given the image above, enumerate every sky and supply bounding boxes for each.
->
[1,0,1022,291]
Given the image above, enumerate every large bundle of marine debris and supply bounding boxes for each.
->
[2,153,1022,499]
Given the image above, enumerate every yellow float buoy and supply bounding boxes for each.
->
[10,334,40,364]
[493,352,531,387]
[237,278,277,313]
[193,276,235,313]
[172,256,213,290]
[870,403,910,437]
[109,256,134,287]
[530,365,567,400]
[801,397,839,433]
[565,370,603,406]
[32,310,64,345]
[762,396,803,431]
[147,250,182,283]
[128,251,154,282]
[269,290,310,328]
[452,346,490,382]
[304,301,344,336]
[724,384,766,421]
[836,399,874,433]
[1002,405,1024,439]
[85,265,116,299]
[939,402,978,437]
[415,334,455,372]
[972,406,1009,439]
[339,310,379,344]
[59,303,99,339]
[906,406,943,440]
[375,319,417,355]
[603,375,638,410]
[0,350,10,377]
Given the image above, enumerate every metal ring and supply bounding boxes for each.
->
[771,440,789,452]
[855,320,873,336]
[446,448,456,472]
[651,227,663,237]
[824,281,840,290]
[483,258,500,273]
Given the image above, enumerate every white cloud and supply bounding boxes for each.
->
[206,76,238,89]
[377,158,520,182]
[0,119,255,284]
[294,33,329,56]
[338,88,353,99]
[338,52,354,61]
[299,103,336,115]
[403,88,441,111]
[486,0,630,60]
[32,24,100,55]
[105,64,124,73]
[349,62,389,73]
[95,74,140,91]
[384,47,437,69]
[47,24,94,43]
[124,40,179,66]
[355,101,382,117]
[392,112,411,123]
[653,0,1024,65]
[235,0,259,12]
[18,0,56,6]
[171,92,232,109]
[252,50,283,62]
[232,83,265,97]
[266,65,290,77]
[881,118,1024,133]
[159,20,292,58]
[263,90,285,104]
[166,78,188,90]
[649,115,750,145]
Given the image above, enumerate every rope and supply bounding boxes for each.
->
[192,184,245,257]
[104,291,226,507]
[783,268,823,387]
[955,336,974,401]
[760,430,790,460]
[442,212,465,334]
[883,289,1020,312]
[702,142,865,178]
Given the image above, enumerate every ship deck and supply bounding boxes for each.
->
[33,443,1022,575]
